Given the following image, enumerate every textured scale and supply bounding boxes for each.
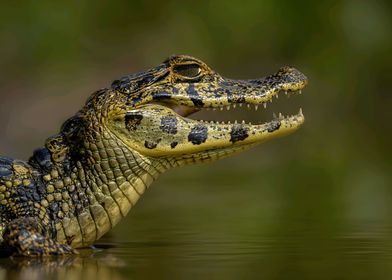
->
[0,55,307,256]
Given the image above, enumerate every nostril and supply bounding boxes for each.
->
[278,67,308,84]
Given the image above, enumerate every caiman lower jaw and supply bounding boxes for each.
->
[122,97,304,159]
[172,111,304,165]
[155,86,305,160]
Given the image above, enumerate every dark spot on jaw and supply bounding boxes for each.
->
[186,84,204,107]
[267,120,281,132]
[160,116,178,134]
[125,113,143,131]
[188,125,208,145]
[111,77,131,93]
[230,126,249,143]
[145,141,157,149]
[144,139,161,149]
[170,142,178,149]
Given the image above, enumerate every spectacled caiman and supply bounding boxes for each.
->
[0,55,307,256]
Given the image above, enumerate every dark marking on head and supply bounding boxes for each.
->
[112,65,169,94]
[111,77,131,93]
[230,126,249,143]
[125,113,143,131]
[267,120,281,133]
[152,91,171,101]
[144,139,161,149]
[188,125,208,145]
[126,92,143,106]
[170,142,178,149]
[186,84,204,107]
[160,116,178,134]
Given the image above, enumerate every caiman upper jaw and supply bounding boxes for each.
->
[157,66,308,118]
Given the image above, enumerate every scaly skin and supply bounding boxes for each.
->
[0,55,307,256]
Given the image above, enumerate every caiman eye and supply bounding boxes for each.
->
[172,63,201,78]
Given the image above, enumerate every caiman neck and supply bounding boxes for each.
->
[28,116,172,246]
[32,125,170,198]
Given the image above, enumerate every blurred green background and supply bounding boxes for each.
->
[0,0,391,279]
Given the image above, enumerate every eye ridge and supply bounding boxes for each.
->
[173,63,201,78]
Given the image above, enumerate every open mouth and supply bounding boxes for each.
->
[164,87,304,126]
[155,66,307,131]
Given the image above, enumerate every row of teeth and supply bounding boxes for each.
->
[199,108,303,125]
[207,103,265,111]
[205,89,302,111]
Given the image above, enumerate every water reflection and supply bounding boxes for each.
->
[0,248,126,280]
[1,223,391,280]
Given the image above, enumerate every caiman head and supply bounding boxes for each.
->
[84,55,307,167]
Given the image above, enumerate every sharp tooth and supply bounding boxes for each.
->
[228,121,231,124]
[234,120,237,124]
[285,91,288,95]
[275,94,279,99]
[263,103,267,109]
[220,107,223,111]
[299,90,302,94]
[255,105,258,111]
[279,112,283,119]
[249,122,252,125]
[273,112,277,119]
[242,120,245,124]
[226,105,230,110]
[299,107,303,114]
[239,103,242,107]
[247,104,250,109]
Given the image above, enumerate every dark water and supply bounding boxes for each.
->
[1,222,392,280]
[0,161,391,280]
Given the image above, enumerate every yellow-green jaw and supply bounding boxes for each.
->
[107,55,307,164]
[110,104,304,163]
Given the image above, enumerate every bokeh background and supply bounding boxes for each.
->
[0,1,391,279]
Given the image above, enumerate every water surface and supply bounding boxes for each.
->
[1,164,391,280]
